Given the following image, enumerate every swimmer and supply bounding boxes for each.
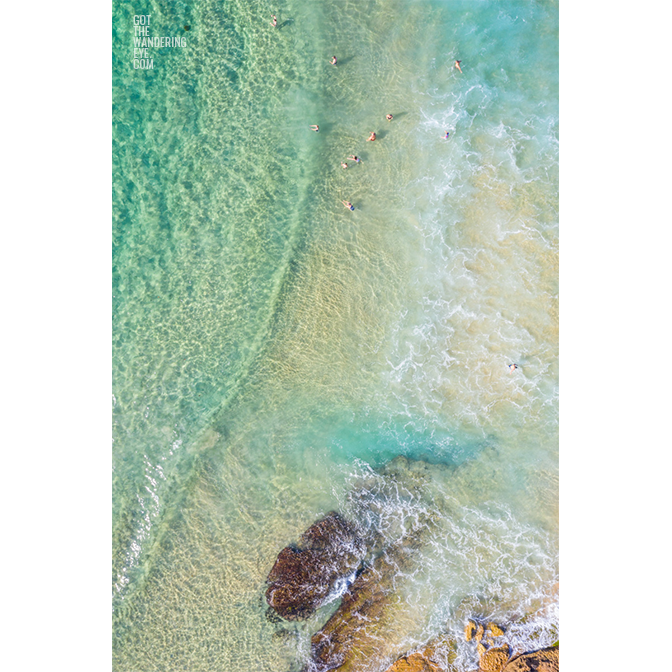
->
[367,132,376,141]
[508,363,518,373]
[342,200,355,211]
[271,15,277,27]
[310,125,319,132]
[341,162,348,169]
[330,55,337,65]
[386,114,393,121]
[347,155,360,163]
[443,131,450,139]
[454,60,462,73]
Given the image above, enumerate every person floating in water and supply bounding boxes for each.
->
[271,15,277,27]
[367,132,376,141]
[444,131,450,139]
[508,363,518,373]
[348,155,360,163]
[454,60,462,73]
[341,162,348,169]
[330,55,337,65]
[386,114,393,121]
[342,200,355,210]
[310,125,319,132]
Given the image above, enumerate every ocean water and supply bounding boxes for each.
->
[112,0,558,670]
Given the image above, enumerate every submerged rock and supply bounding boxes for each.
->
[265,606,284,624]
[265,512,366,620]
[502,646,559,672]
[271,627,299,643]
[422,634,459,669]
[344,456,436,553]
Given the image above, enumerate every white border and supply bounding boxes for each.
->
[3,1,110,668]
[4,1,669,670]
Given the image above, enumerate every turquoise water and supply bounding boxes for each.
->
[113,1,558,669]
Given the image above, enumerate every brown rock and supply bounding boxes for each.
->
[265,512,365,620]
[487,623,505,637]
[307,525,430,672]
[465,619,477,641]
[477,643,487,656]
[383,633,459,672]
[475,622,485,641]
[503,646,559,672]
[479,645,510,672]
[384,652,440,672]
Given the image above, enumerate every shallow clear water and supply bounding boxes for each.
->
[113,0,558,669]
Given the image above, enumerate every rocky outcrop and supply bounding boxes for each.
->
[479,645,510,671]
[382,634,557,672]
[384,652,440,672]
[502,646,558,672]
[384,634,458,672]
[465,620,505,644]
[307,524,432,672]
[460,618,557,672]
[265,512,366,620]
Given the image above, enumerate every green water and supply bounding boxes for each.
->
[113,1,558,669]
